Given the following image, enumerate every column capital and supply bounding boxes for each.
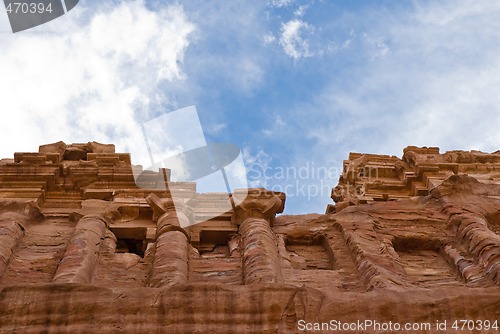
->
[146,193,192,239]
[231,188,285,226]
[146,193,176,221]
[146,193,193,220]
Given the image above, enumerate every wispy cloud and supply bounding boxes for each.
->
[263,32,276,44]
[363,33,390,60]
[242,147,273,188]
[294,5,308,17]
[1,0,497,215]
[0,1,194,165]
[279,19,313,59]
[261,115,286,137]
[253,0,500,212]
[205,123,227,136]
[269,0,294,8]
[306,0,500,155]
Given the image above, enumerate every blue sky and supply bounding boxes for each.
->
[0,0,499,213]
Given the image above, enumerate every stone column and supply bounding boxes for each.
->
[52,215,108,284]
[449,213,500,286]
[0,202,43,280]
[232,189,285,285]
[0,220,25,279]
[146,193,192,287]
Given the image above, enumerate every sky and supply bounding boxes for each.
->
[0,0,499,214]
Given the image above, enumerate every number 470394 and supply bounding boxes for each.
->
[451,320,499,331]
[6,2,53,14]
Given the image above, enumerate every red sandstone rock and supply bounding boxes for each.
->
[0,144,499,333]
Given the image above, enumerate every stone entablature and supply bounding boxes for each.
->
[0,141,261,251]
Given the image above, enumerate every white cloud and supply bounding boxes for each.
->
[0,1,195,166]
[170,2,270,98]
[223,153,250,190]
[279,19,313,59]
[294,5,308,17]
[261,114,286,137]
[363,33,390,60]
[234,57,265,93]
[263,32,276,44]
[242,148,272,188]
[269,0,294,8]
[261,0,500,213]
[298,0,500,158]
[205,123,227,136]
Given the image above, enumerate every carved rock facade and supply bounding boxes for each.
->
[0,143,499,333]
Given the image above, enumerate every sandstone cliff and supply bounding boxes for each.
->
[0,143,499,333]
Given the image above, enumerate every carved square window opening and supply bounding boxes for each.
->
[285,235,333,270]
[392,236,460,286]
[110,227,148,257]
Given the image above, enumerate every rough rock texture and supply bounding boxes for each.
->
[52,215,109,284]
[0,143,499,333]
[329,146,500,213]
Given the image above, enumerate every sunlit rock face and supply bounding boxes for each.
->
[0,143,499,333]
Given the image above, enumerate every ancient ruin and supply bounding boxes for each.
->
[0,142,499,333]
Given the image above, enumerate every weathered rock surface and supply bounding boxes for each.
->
[0,143,499,333]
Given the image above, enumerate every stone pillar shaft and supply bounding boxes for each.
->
[0,220,25,279]
[52,216,107,284]
[149,210,190,287]
[451,213,500,285]
[231,188,285,285]
[240,217,283,284]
